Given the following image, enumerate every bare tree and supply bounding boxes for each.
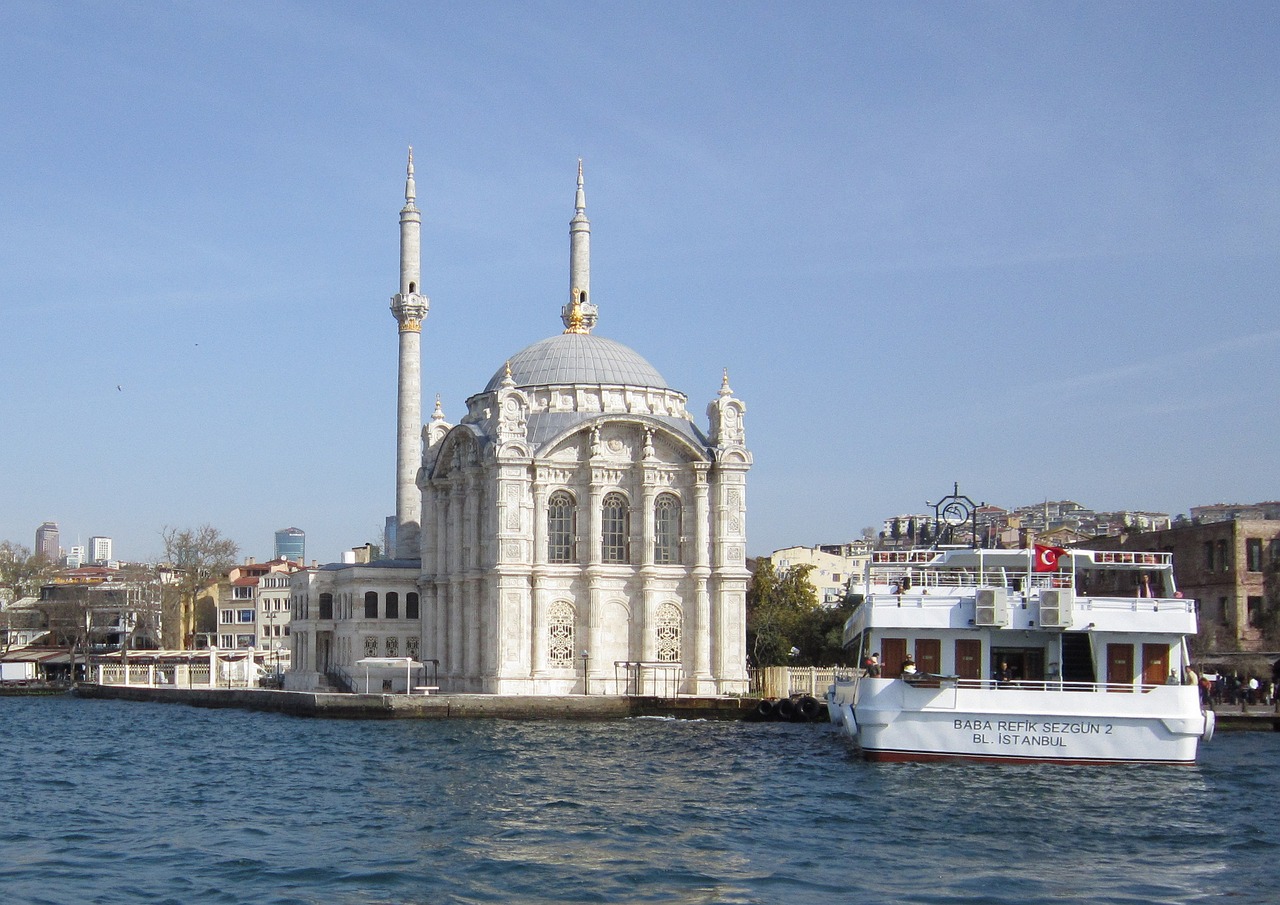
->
[161,525,239,648]
[0,541,57,604]
[0,542,58,656]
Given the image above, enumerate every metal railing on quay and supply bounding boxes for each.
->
[612,661,683,698]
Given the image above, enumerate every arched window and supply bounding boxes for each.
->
[406,592,419,619]
[656,603,681,662]
[548,490,576,563]
[602,492,629,563]
[654,494,681,564]
[386,592,399,619]
[318,593,333,620]
[364,591,378,619]
[547,601,575,668]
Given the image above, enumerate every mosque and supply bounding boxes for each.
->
[285,154,751,696]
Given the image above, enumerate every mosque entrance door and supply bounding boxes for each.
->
[316,632,333,675]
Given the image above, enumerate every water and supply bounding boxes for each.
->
[1,696,1277,904]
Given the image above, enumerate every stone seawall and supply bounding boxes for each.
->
[72,684,754,721]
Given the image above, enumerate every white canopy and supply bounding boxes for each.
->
[354,657,425,693]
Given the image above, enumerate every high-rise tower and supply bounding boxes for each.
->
[389,148,428,559]
[35,521,59,561]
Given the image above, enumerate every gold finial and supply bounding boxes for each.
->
[563,290,589,334]
[505,360,512,378]
[719,368,733,396]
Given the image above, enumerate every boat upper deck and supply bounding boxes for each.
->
[849,546,1196,636]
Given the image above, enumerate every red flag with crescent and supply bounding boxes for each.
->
[1033,544,1066,572]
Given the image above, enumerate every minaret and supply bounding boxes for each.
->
[390,147,428,559]
[561,159,598,334]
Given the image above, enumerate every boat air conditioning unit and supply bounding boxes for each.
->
[1038,588,1075,629]
[975,587,1009,627]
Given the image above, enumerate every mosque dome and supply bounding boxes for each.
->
[478,162,670,397]
[484,332,669,393]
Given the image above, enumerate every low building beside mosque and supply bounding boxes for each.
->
[286,157,750,696]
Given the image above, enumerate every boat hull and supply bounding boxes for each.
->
[830,678,1208,765]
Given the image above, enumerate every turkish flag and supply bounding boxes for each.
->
[1033,544,1066,572]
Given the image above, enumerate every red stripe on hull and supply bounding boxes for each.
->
[863,748,1195,766]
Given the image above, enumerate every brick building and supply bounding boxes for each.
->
[1089,519,1280,651]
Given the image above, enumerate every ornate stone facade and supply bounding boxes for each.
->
[286,158,750,696]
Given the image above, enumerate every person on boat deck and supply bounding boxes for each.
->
[901,656,917,677]
[995,661,1014,685]
[864,653,882,677]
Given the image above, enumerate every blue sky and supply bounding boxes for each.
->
[3,2,1277,564]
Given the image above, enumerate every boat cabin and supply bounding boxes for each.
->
[843,548,1197,691]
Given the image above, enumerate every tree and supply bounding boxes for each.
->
[161,525,239,648]
[113,561,165,650]
[747,561,821,667]
[0,542,58,655]
[0,541,57,604]
[795,587,862,667]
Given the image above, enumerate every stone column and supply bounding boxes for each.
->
[447,479,465,682]
[464,468,482,685]
[691,465,713,689]
[530,478,550,683]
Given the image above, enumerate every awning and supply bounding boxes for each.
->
[0,648,72,664]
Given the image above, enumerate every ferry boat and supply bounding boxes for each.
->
[827,545,1214,764]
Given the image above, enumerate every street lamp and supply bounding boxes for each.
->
[581,650,590,695]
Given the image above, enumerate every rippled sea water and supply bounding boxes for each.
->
[2,696,1278,904]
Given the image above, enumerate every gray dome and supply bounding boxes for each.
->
[485,333,669,392]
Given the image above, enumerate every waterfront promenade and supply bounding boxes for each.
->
[73,682,755,720]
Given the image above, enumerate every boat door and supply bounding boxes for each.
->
[915,639,941,674]
[881,637,908,677]
[955,639,981,680]
[1142,643,1170,686]
[1106,643,1134,691]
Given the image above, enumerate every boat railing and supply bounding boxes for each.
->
[862,590,1195,614]
[868,570,1073,592]
[1085,596,1195,614]
[903,674,1165,694]
[1090,551,1170,567]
